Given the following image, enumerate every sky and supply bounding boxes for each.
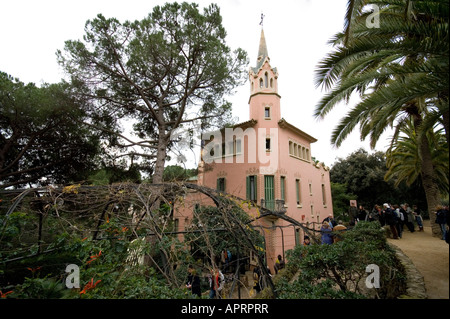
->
[0,0,393,168]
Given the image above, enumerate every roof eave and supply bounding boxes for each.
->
[278,118,318,143]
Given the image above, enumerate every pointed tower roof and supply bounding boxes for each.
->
[251,28,272,73]
[257,28,268,63]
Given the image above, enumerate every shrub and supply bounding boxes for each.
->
[278,222,406,299]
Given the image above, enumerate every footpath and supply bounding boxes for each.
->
[387,219,449,299]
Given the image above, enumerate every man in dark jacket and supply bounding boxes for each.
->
[348,202,358,226]
[186,265,201,298]
[435,206,449,241]
[384,203,399,239]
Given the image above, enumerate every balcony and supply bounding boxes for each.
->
[260,199,287,215]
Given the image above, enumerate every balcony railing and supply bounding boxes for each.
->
[260,199,287,214]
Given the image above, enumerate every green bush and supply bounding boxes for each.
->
[277,222,406,299]
[11,277,74,299]
[1,224,189,299]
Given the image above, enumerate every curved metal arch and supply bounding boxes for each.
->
[183,183,320,244]
[1,182,322,298]
[182,182,277,296]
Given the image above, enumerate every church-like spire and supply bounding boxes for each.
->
[257,28,268,64]
[248,24,280,120]
[252,28,271,74]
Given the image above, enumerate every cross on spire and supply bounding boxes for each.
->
[260,13,265,27]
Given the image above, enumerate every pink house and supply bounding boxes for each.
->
[174,29,333,272]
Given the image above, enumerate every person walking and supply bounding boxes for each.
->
[393,204,404,238]
[368,205,380,223]
[252,266,262,293]
[207,267,224,299]
[186,265,201,298]
[384,203,399,239]
[320,221,334,245]
[378,204,386,226]
[357,205,368,223]
[303,236,311,246]
[274,255,285,274]
[412,204,424,231]
[322,214,337,229]
[403,204,415,232]
[435,205,448,240]
[348,202,358,226]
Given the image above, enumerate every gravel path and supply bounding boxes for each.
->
[387,220,449,299]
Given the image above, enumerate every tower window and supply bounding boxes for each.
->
[246,175,257,202]
[264,107,270,118]
[265,138,271,151]
[217,178,226,192]
[322,184,327,206]
[270,78,273,88]
[259,78,264,88]
[264,72,268,88]
[295,179,302,206]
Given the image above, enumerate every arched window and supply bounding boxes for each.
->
[270,78,273,88]
[259,78,264,88]
[264,72,268,88]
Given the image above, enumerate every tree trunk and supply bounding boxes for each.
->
[152,127,169,185]
[144,126,181,285]
[418,127,442,237]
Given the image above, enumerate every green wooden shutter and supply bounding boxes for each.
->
[253,176,257,201]
[247,176,257,201]
[217,178,225,192]
[246,176,250,200]
[264,175,274,210]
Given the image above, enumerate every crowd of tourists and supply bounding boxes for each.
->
[317,202,450,244]
[185,203,450,298]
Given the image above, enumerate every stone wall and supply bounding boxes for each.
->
[389,244,428,299]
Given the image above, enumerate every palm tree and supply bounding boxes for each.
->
[385,119,449,195]
[314,0,448,235]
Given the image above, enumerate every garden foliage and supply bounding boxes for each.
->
[275,222,406,299]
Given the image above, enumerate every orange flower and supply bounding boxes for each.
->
[27,266,42,273]
[86,251,102,264]
[79,278,101,295]
[0,290,13,298]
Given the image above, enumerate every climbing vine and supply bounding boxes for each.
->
[0,183,272,298]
